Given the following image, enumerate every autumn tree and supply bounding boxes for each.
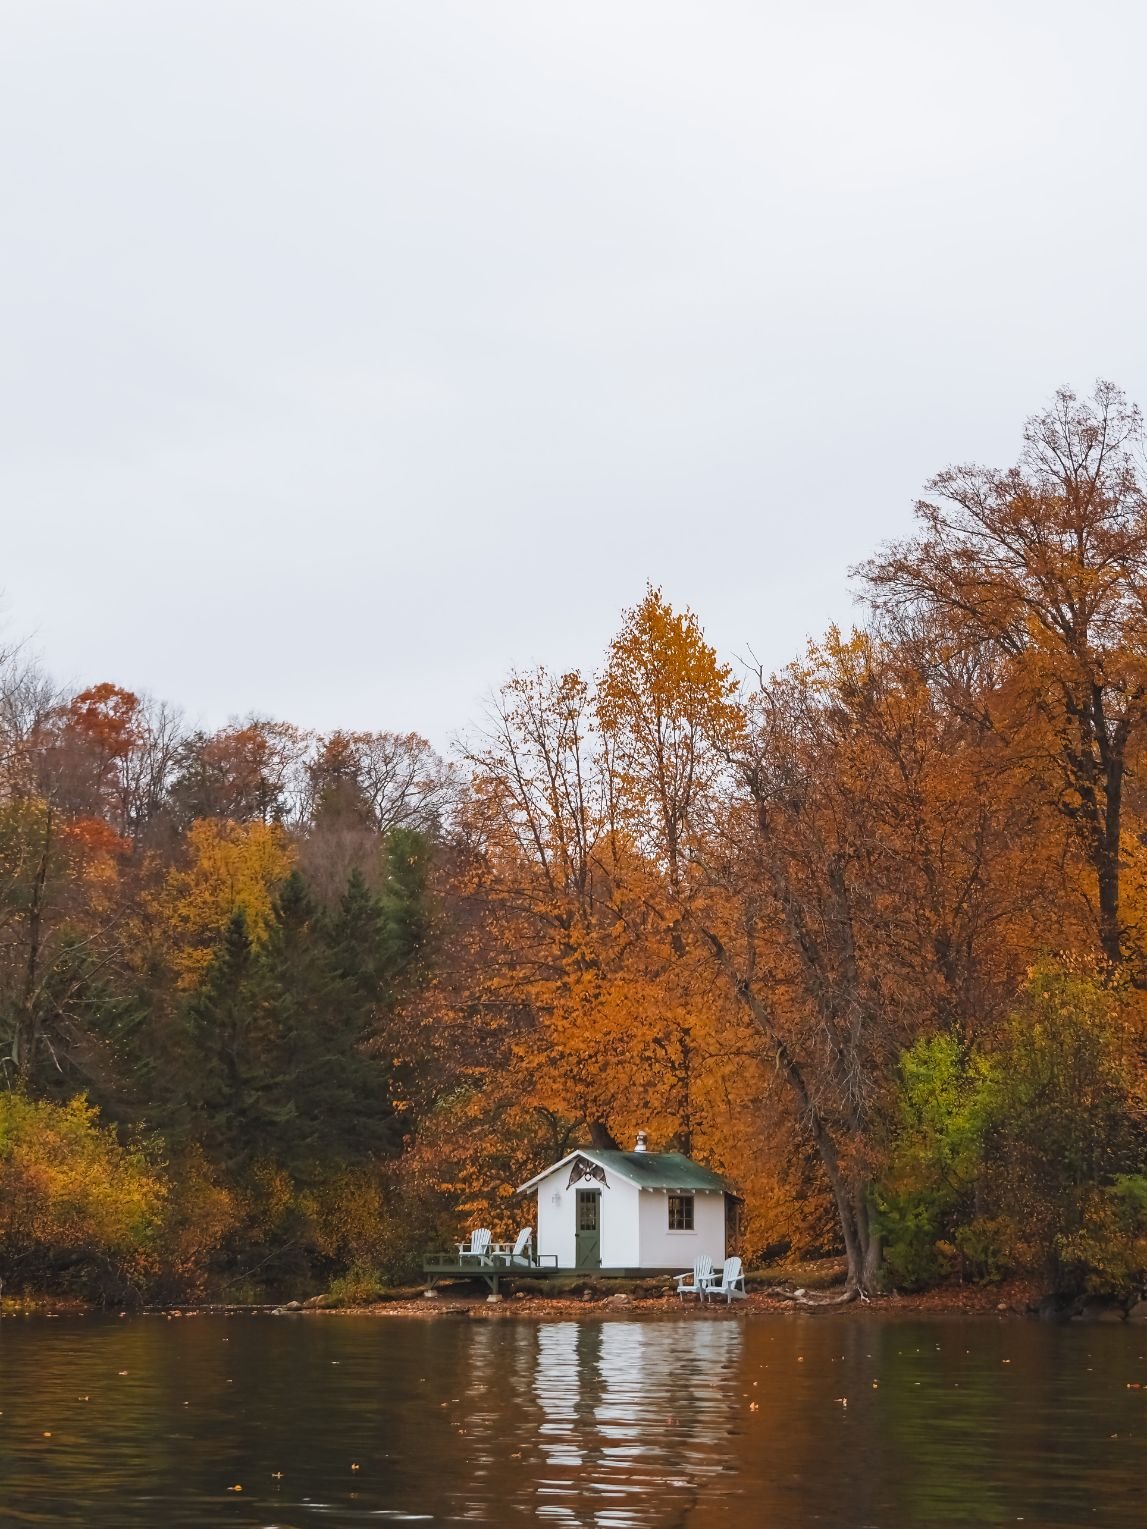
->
[861,382,1147,969]
[0,646,58,787]
[453,667,626,1151]
[152,816,295,985]
[588,590,1049,1292]
[299,730,452,905]
[168,720,306,828]
[421,616,767,1238]
[0,796,66,1085]
[598,585,742,895]
[595,587,748,1154]
[0,795,144,1093]
[28,683,184,846]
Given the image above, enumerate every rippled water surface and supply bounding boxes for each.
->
[0,1311,1143,1526]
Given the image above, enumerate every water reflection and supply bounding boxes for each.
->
[517,1320,742,1527]
[0,1312,1142,1527]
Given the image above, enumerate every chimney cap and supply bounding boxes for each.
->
[634,1130,649,1152]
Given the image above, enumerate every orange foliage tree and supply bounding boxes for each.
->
[862,383,1147,971]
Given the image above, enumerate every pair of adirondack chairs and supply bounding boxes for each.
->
[674,1254,746,1304]
[456,1227,556,1268]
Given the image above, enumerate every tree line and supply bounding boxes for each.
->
[2,381,1145,1303]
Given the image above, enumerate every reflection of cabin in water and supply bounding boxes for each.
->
[517,1135,734,1274]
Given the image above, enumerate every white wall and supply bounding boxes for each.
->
[637,1188,726,1270]
[533,1168,642,1268]
[535,1170,575,1269]
[599,1176,639,1267]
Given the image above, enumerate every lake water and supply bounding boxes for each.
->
[0,1311,1142,1526]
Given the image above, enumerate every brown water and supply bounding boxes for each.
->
[0,1311,1142,1526]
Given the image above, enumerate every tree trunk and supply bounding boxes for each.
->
[696,922,882,1292]
[1076,689,1126,967]
[1097,849,1122,966]
[1096,743,1124,966]
[859,1189,882,1290]
[14,806,52,1082]
[587,1120,620,1151]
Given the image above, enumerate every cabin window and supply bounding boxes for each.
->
[667,1193,694,1231]
[577,1191,599,1232]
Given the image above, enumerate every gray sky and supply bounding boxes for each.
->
[3,2,1146,749]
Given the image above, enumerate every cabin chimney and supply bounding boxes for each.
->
[634,1130,649,1152]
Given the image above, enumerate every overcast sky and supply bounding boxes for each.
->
[3,2,1146,748]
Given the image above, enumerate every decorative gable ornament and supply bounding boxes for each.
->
[566,1155,609,1190]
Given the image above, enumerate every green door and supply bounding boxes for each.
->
[575,1189,601,1270]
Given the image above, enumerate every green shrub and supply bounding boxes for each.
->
[953,1216,1009,1283]
[878,1190,952,1289]
[876,969,1147,1296]
[1054,1175,1147,1297]
[326,1262,386,1305]
[876,1033,998,1288]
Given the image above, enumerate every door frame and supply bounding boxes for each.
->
[574,1187,601,1269]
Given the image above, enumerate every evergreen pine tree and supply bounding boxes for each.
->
[259,869,400,1175]
[378,828,431,1002]
[185,910,296,1174]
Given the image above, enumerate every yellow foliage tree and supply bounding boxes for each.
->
[153,818,295,984]
[0,1094,167,1291]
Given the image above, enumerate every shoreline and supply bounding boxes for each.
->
[8,1276,1143,1324]
[4,1283,1033,1322]
[315,1279,1042,1321]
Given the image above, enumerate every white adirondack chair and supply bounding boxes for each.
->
[493,1227,559,1268]
[674,1254,714,1301]
[703,1256,746,1303]
[496,1228,534,1266]
[456,1227,492,1264]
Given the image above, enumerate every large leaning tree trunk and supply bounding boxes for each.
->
[678,629,1040,1294]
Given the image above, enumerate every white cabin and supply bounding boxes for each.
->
[517,1139,733,1273]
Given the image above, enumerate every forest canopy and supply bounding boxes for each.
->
[1,382,1145,1304]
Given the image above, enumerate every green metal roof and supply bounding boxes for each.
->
[580,1151,730,1192]
[516,1147,735,1195]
